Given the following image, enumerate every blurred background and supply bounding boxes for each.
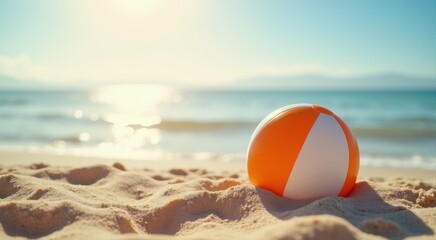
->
[1,0,435,169]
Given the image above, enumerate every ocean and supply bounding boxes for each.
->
[1,84,435,169]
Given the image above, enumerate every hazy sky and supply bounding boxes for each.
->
[0,0,435,85]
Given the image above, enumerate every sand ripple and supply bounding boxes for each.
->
[0,163,435,239]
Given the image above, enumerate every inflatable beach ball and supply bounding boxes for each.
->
[247,104,359,200]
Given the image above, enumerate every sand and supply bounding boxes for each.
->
[0,152,435,240]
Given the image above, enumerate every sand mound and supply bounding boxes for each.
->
[0,163,435,239]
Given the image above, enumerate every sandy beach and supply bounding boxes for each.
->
[2,0,435,239]
[1,151,435,240]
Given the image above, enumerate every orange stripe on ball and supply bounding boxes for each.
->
[247,105,320,196]
[333,114,360,197]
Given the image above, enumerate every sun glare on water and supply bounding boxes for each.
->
[93,84,176,114]
[92,84,181,153]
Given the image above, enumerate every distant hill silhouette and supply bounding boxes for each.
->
[230,73,436,90]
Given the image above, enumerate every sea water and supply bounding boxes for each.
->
[1,85,435,169]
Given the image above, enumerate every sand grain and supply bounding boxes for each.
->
[0,163,435,239]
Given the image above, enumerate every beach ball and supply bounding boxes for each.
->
[247,104,359,200]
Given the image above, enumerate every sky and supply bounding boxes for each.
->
[0,0,435,85]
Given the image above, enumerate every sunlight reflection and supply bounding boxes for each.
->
[104,114,161,127]
[93,84,175,114]
[89,113,100,122]
[92,84,179,150]
[78,132,91,142]
[74,109,84,119]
